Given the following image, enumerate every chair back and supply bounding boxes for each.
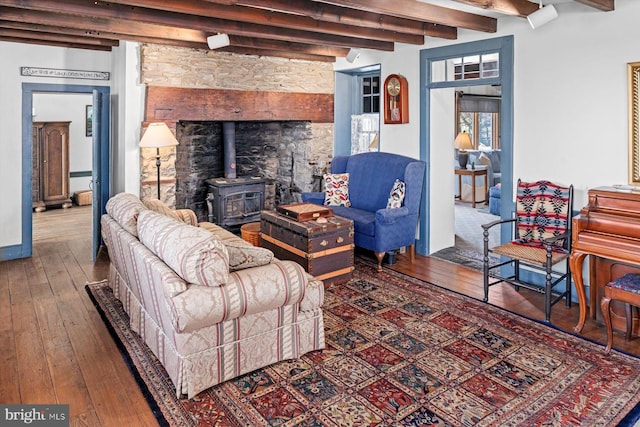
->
[515,179,573,250]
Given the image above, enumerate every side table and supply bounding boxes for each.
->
[455,167,488,208]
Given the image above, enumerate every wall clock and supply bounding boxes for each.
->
[384,74,409,124]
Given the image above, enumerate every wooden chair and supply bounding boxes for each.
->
[601,273,640,354]
[481,179,573,323]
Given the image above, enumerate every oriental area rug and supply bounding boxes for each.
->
[86,259,640,427]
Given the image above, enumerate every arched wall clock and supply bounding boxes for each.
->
[384,74,409,124]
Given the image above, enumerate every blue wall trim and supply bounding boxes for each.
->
[1,83,110,262]
[419,36,514,256]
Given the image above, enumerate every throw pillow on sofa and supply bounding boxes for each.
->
[225,241,274,271]
[323,173,351,207]
[105,192,146,237]
[386,179,406,208]
[137,210,230,287]
[143,198,198,226]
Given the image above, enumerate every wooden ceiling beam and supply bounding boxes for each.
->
[451,0,538,18]
[226,0,457,39]
[0,1,395,50]
[311,0,497,33]
[0,27,118,46]
[228,35,350,57]
[96,0,425,45]
[575,0,614,11]
[0,35,111,50]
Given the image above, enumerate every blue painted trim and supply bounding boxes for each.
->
[70,170,92,178]
[2,83,110,262]
[419,36,514,256]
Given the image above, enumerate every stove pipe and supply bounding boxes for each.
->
[222,121,237,179]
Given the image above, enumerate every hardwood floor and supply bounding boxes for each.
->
[2,206,638,426]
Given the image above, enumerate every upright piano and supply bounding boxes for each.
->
[570,186,640,334]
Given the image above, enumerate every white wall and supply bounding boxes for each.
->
[33,93,93,193]
[110,41,145,196]
[335,1,640,253]
[0,42,111,248]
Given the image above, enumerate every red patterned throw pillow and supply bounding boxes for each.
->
[386,179,406,208]
[323,173,351,207]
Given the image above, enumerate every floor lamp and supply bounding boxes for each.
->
[139,122,179,200]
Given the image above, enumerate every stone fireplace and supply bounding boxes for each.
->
[174,120,314,223]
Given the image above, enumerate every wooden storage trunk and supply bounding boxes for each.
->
[73,190,92,206]
[260,210,354,285]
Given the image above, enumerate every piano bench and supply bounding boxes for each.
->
[601,273,640,354]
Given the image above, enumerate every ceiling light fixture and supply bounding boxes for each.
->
[527,0,558,29]
[207,33,230,49]
[346,48,361,63]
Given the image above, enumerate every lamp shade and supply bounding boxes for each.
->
[527,4,558,29]
[454,132,473,150]
[207,33,230,49]
[139,123,179,148]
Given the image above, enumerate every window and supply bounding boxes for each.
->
[361,75,380,113]
[432,52,499,83]
[456,92,500,150]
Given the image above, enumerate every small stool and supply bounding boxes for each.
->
[601,273,640,354]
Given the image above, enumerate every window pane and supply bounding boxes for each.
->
[372,76,380,94]
[478,113,493,149]
[372,96,380,113]
[431,60,446,83]
[363,77,372,95]
[363,97,372,113]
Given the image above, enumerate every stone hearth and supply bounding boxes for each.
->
[175,120,315,222]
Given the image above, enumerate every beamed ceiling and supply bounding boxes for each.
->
[0,0,614,62]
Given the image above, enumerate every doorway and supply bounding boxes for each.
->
[418,36,514,259]
[20,83,110,260]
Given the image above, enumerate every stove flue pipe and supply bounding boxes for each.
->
[222,121,237,179]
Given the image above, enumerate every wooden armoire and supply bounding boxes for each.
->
[32,121,72,211]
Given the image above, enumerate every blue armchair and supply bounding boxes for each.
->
[301,152,426,271]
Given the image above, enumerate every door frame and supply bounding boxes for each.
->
[19,83,110,259]
[418,36,514,255]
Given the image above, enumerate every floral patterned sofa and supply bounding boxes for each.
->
[100,193,325,398]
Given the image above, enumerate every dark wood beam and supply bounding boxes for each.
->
[0,27,118,46]
[0,1,395,50]
[222,0,457,39]
[0,35,111,50]
[575,0,614,11]
[311,0,497,33]
[451,0,538,18]
[96,0,426,45]
[228,35,349,57]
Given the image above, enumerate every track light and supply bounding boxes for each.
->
[527,1,558,29]
[207,33,230,49]
[346,48,361,63]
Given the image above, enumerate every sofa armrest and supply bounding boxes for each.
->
[301,192,325,206]
[175,209,198,226]
[168,260,313,333]
[375,207,409,225]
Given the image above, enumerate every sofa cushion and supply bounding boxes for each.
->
[105,192,146,237]
[137,210,230,287]
[323,173,351,207]
[386,179,405,208]
[330,206,375,237]
[143,198,199,226]
[225,241,274,271]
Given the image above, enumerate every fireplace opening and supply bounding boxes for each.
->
[175,120,315,227]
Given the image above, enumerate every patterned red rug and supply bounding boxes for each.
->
[87,258,640,426]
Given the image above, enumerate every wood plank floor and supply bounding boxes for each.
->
[2,206,638,426]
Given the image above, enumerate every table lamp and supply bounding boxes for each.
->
[454,131,473,169]
[139,123,179,199]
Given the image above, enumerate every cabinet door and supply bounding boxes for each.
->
[41,122,70,204]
